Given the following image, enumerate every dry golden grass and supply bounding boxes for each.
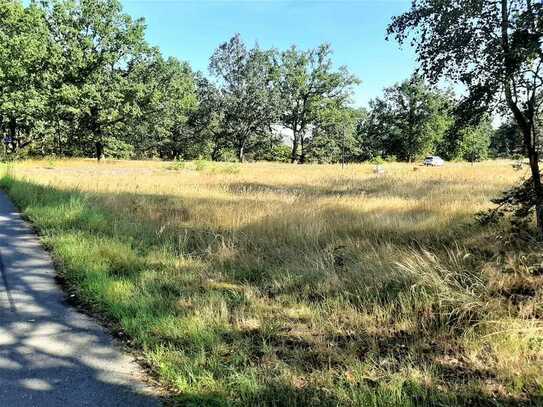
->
[3,159,542,405]
[14,159,518,241]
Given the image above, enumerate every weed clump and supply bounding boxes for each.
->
[167,159,240,174]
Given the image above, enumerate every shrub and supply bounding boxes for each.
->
[384,155,397,163]
[194,159,209,171]
[369,155,385,165]
[104,138,135,160]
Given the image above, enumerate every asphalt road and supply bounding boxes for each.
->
[0,192,161,406]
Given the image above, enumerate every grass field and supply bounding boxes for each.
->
[1,159,542,406]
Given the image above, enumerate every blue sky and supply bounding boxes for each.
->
[120,0,416,108]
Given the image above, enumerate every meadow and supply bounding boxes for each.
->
[1,159,542,406]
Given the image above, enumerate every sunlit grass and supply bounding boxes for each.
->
[2,159,542,405]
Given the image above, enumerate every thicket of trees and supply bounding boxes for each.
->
[0,0,524,163]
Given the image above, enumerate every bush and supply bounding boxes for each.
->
[208,163,240,174]
[384,155,397,163]
[258,144,291,162]
[216,149,239,163]
[166,160,187,171]
[369,155,385,165]
[194,159,209,171]
[104,138,134,160]
[167,160,240,174]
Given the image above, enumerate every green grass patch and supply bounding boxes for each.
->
[166,160,240,174]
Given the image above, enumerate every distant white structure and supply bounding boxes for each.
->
[423,156,445,166]
[271,125,293,146]
[373,165,385,175]
[271,124,315,146]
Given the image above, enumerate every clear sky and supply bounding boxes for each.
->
[120,0,417,108]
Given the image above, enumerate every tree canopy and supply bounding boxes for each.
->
[0,0,514,166]
[359,76,454,162]
[209,34,281,162]
[279,44,359,163]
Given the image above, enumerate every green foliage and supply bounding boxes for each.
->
[166,160,187,171]
[388,0,543,232]
[369,156,385,165]
[479,177,537,226]
[360,76,454,162]
[0,0,199,162]
[104,138,135,160]
[0,1,52,154]
[269,144,292,162]
[279,44,360,163]
[305,106,364,164]
[194,159,209,171]
[384,155,397,163]
[166,159,240,174]
[490,121,524,158]
[209,34,281,162]
[40,0,150,160]
[456,121,492,163]
[128,56,199,160]
[252,144,292,162]
[0,0,508,167]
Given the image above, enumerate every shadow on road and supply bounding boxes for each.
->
[0,192,161,406]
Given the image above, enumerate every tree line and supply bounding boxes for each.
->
[1,0,524,164]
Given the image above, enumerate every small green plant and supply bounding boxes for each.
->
[369,155,385,165]
[194,159,209,171]
[166,160,187,171]
[0,163,12,178]
[384,155,397,163]
[166,160,240,174]
[208,163,240,174]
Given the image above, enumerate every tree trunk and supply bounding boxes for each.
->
[8,117,16,154]
[95,141,103,162]
[90,106,103,162]
[299,133,305,164]
[56,120,63,156]
[500,0,543,234]
[291,132,298,163]
[525,129,543,232]
[238,144,245,163]
[211,144,221,161]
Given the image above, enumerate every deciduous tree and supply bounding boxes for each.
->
[39,0,149,160]
[361,76,454,162]
[279,44,359,163]
[209,34,281,162]
[0,1,52,155]
[491,121,524,158]
[388,0,543,232]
